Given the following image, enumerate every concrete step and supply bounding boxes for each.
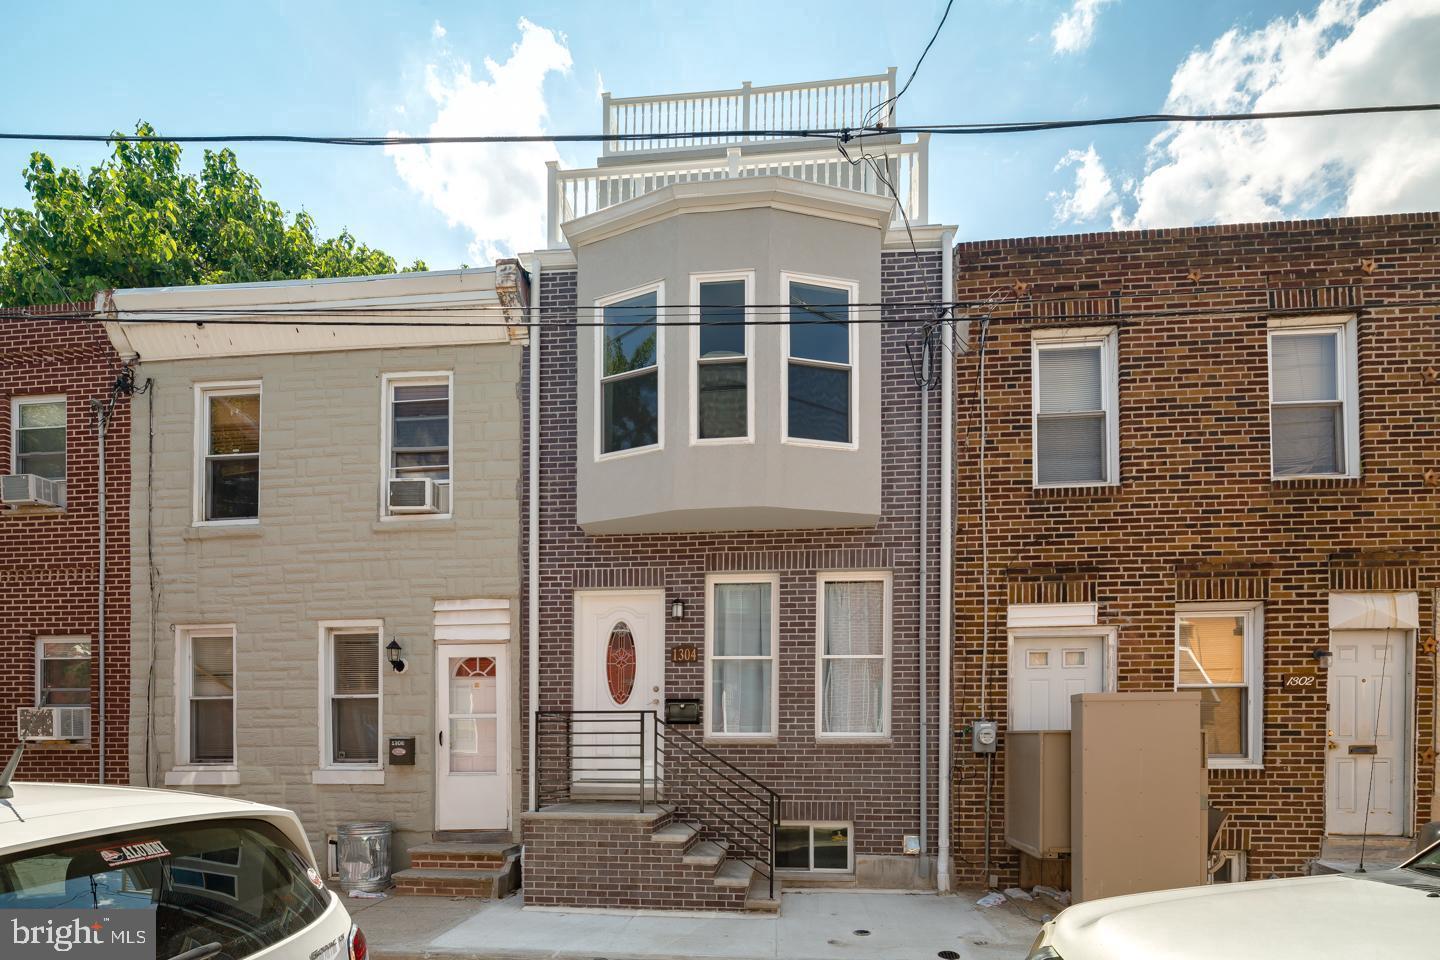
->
[1310,835,1415,875]
[682,840,728,869]
[713,859,755,889]
[431,829,512,844]
[651,822,700,846]
[744,869,782,913]
[392,856,520,899]
[408,841,519,870]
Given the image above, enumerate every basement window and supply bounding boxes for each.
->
[776,823,852,873]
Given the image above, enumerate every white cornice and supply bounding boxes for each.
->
[561,175,898,248]
[883,223,956,251]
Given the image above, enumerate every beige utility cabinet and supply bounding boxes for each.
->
[1006,730,1072,859]
[1070,692,1207,903]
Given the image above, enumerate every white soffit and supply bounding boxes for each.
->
[1007,602,1099,629]
[1329,592,1420,631]
[434,597,512,642]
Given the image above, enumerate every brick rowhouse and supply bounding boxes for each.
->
[519,250,946,901]
[0,301,130,782]
[949,213,1439,887]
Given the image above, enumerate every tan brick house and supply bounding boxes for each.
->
[949,213,1440,889]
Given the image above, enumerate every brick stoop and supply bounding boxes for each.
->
[521,802,777,912]
[393,842,521,898]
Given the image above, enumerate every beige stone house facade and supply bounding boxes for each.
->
[102,270,527,871]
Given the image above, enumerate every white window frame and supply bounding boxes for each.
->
[689,270,755,446]
[595,280,665,462]
[11,394,67,479]
[703,572,780,743]
[34,635,90,708]
[1030,326,1119,488]
[379,371,454,521]
[173,625,237,772]
[814,571,892,741]
[315,620,385,784]
[1175,601,1264,770]
[193,380,262,526]
[780,271,861,450]
[1267,315,1361,480]
[776,821,854,874]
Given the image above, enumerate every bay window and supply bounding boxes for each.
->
[692,274,751,442]
[598,285,661,456]
[783,275,856,445]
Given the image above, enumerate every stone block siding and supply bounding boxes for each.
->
[0,303,130,783]
[520,252,945,871]
[950,213,1440,886]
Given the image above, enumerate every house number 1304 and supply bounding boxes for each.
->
[671,645,699,664]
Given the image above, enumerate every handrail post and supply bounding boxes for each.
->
[741,81,752,142]
[545,160,559,247]
[638,712,646,813]
[769,793,777,900]
[601,91,613,154]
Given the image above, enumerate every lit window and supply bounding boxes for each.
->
[13,396,66,480]
[693,277,749,441]
[776,823,852,872]
[706,575,777,738]
[1269,320,1359,477]
[1032,328,1118,486]
[197,384,260,522]
[599,287,660,455]
[817,574,890,737]
[785,278,854,444]
[36,638,90,707]
[180,629,235,766]
[1175,603,1263,768]
[326,628,381,765]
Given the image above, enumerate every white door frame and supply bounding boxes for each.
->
[1325,627,1413,837]
[434,642,511,832]
[1006,626,1118,730]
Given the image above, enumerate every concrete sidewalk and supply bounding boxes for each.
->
[350,889,1043,960]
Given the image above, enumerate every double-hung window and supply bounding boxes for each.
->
[383,373,452,515]
[706,574,778,739]
[13,396,66,480]
[1175,602,1263,769]
[816,573,890,738]
[325,627,381,765]
[784,275,856,445]
[36,637,90,707]
[692,274,751,442]
[197,383,260,522]
[598,285,661,456]
[1268,318,1359,478]
[1032,328,1118,486]
[179,628,235,766]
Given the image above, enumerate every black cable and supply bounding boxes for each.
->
[866,0,957,130]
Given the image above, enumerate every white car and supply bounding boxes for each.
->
[1027,839,1440,959]
[0,780,363,960]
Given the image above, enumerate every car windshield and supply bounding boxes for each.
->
[1410,844,1440,872]
[0,818,330,960]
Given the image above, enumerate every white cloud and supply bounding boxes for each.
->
[388,18,573,263]
[1113,0,1440,228]
[431,20,446,41]
[1050,144,1119,224]
[1051,0,1116,54]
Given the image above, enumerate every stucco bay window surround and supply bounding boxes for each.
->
[567,176,889,534]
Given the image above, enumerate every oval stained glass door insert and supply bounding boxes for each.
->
[605,622,637,705]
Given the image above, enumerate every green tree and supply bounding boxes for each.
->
[0,122,425,306]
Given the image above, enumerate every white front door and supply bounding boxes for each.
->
[1327,629,1408,836]
[435,644,510,831]
[1010,634,1105,731]
[573,591,665,786]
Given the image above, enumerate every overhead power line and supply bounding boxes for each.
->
[2,103,1437,147]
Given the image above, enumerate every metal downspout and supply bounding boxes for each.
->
[92,398,108,785]
[527,254,543,814]
[937,228,955,891]
[919,330,930,881]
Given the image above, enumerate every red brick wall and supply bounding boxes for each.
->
[0,302,131,782]
[949,213,1440,885]
[520,251,945,871]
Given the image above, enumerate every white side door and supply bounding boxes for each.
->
[573,591,665,786]
[1010,634,1105,731]
[435,644,510,831]
[1327,629,1407,836]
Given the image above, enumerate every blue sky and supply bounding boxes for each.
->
[4,1,1438,269]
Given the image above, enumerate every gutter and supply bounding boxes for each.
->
[937,227,956,891]
[527,254,543,815]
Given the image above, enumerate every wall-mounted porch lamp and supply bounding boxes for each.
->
[1311,648,1334,670]
[670,597,686,620]
[387,638,407,673]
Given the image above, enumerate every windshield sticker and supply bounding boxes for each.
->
[98,840,172,867]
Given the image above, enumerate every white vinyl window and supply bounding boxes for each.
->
[178,628,236,766]
[1031,327,1119,487]
[690,272,752,443]
[36,637,90,707]
[1175,602,1264,769]
[816,573,891,739]
[12,396,66,480]
[705,573,779,740]
[597,283,663,457]
[195,382,261,523]
[776,823,853,873]
[1268,318,1359,478]
[782,273,858,447]
[323,626,382,766]
[381,372,452,516]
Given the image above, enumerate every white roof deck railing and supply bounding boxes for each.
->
[547,134,929,247]
[601,69,898,156]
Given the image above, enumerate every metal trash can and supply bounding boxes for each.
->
[336,821,393,893]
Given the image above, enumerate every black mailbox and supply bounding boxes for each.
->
[665,699,701,725]
[388,736,416,765]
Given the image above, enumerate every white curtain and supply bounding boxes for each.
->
[712,583,772,734]
[822,581,884,734]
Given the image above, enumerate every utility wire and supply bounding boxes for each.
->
[2,103,1437,147]
[865,0,956,129]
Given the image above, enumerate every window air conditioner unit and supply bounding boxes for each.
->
[2,474,65,508]
[17,705,90,741]
[388,477,439,514]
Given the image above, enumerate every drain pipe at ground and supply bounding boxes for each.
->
[937,227,955,892]
[90,395,109,785]
[918,314,929,883]
[527,253,543,814]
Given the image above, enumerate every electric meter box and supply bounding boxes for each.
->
[972,720,999,753]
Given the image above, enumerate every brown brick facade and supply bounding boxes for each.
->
[0,302,131,782]
[949,213,1440,886]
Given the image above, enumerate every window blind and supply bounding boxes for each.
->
[190,635,234,697]
[333,633,379,695]
[1037,346,1103,414]
[1272,333,1338,402]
